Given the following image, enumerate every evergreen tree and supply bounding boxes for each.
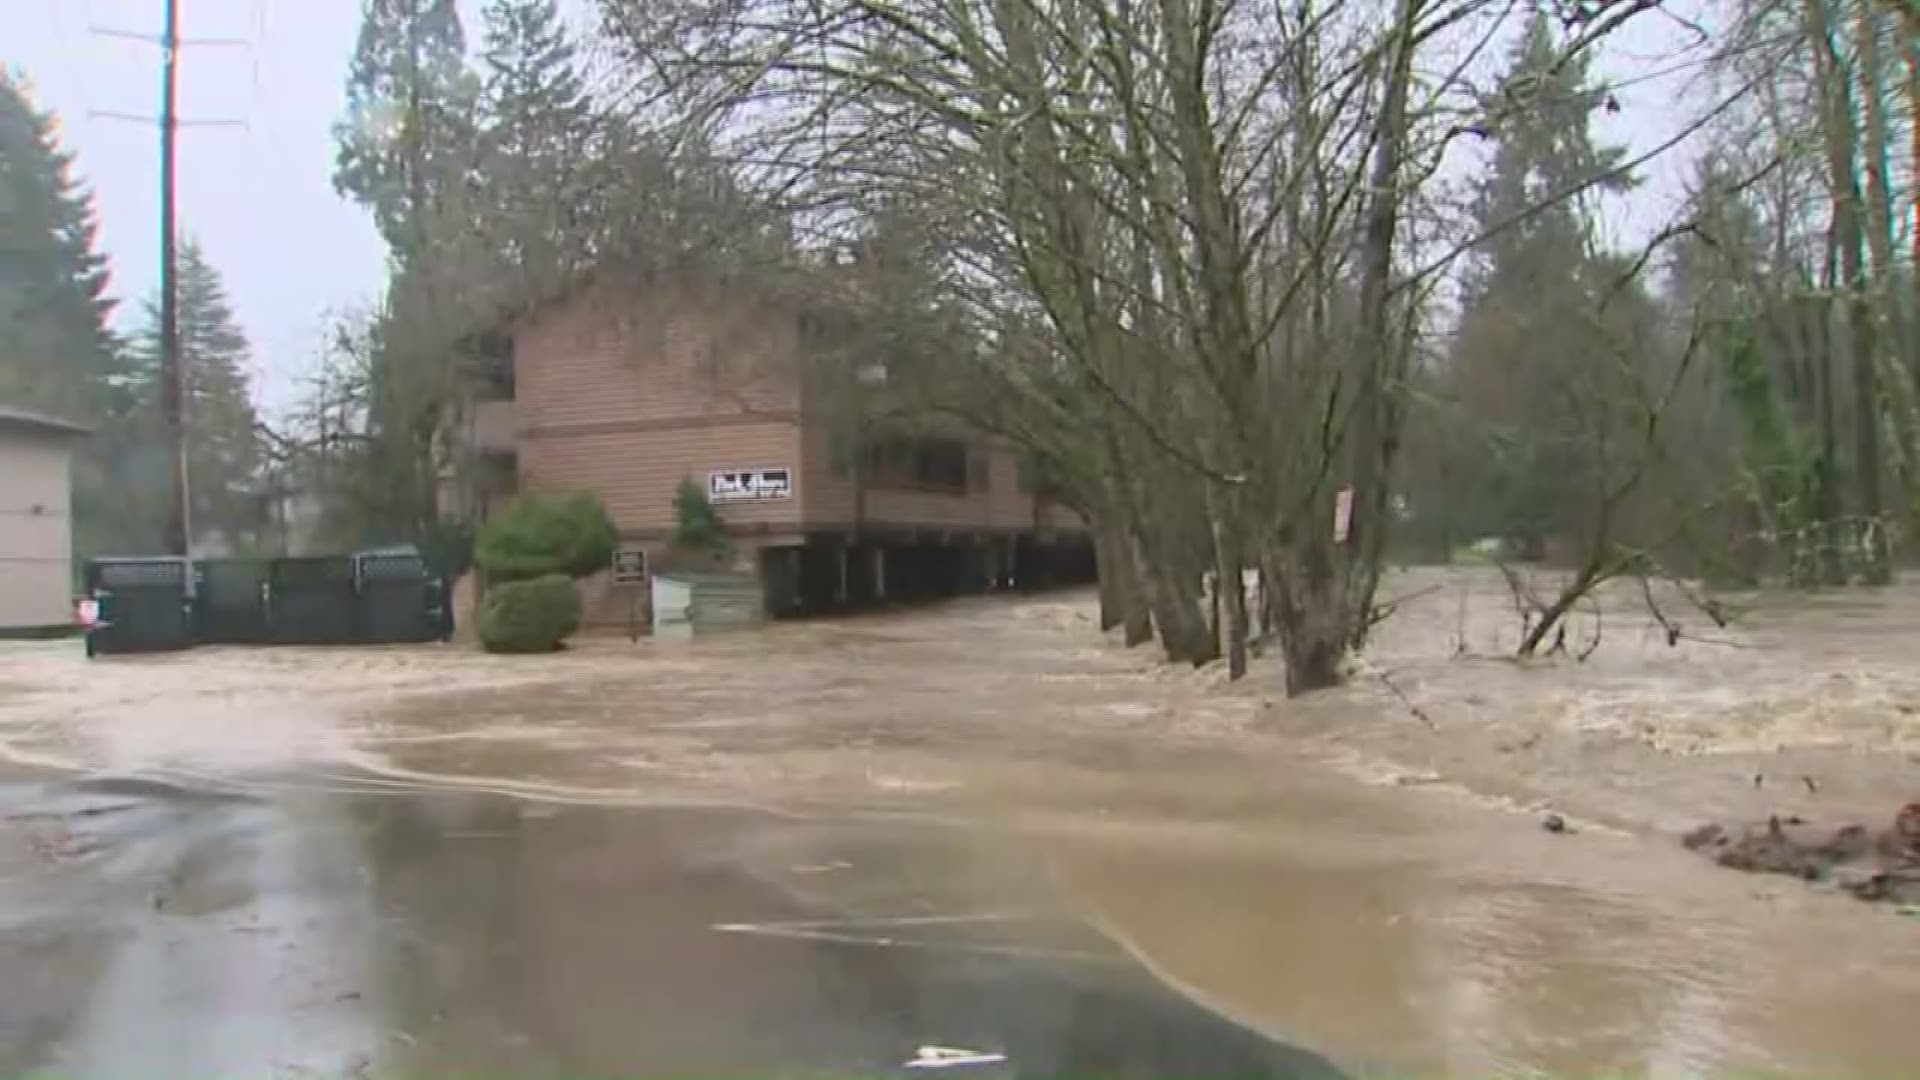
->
[481,0,585,134]
[477,0,592,286]
[0,72,119,418]
[127,242,264,550]
[671,478,730,558]
[1442,15,1637,553]
[333,1,484,546]
[1463,15,1631,301]
[0,73,150,562]
[334,0,478,262]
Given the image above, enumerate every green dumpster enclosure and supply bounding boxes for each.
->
[83,546,451,656]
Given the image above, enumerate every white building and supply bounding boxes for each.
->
[0,406,87,633]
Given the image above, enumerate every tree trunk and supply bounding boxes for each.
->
[1814,302,1849,585]
[1341,0,1419,645]
[1209,498,1248,680]
[1810,0,1890,583]
[1096,522,1126,631]
[1135,535,1209,664]
[1255,0,1418,693]
[1272,551,1346,694]
[1902,7,1920,366]
[1175,562,1219,666]
[1096,518,1154,645]
[1856,3,1901,577]
[1123,589,1154,647]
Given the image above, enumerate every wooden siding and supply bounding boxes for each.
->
[521,421,803,535]
[517,283,802,426]
[800,430,1042,532]
[514,282,807,536]
[1037,500,1088,533]
[510,279,1087,540]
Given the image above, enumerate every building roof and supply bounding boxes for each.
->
[0,404,91,437]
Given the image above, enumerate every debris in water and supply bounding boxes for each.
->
[1685,804,1920,903]
[1541,811,1567,834]
[904,1045,1008,1070]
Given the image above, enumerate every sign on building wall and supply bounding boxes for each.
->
[612,547,648,585]
[709,468,793,503]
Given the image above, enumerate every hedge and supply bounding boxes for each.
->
[474,491,618,583]
[479,574,583,653]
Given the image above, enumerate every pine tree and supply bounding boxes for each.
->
[477,0,591,286]
[334,0,478,261]
[127,242,264,550]
[671,477,730,559]
[333,1,484,547]
[1445,14,1636,553]
[481,0,584,129]
[1464,15,1631,300]
[0,73,151,562]
[0,72,119,419]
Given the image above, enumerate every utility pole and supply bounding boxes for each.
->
[159,0,188,556]
[91,4,247,557]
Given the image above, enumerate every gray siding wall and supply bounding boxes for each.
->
[0,429,74,629]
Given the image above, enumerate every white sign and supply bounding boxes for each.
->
[1333,486,1354,543]
[612,547,647,585]
[709,468,793,503]
[904,1046,1008,1070]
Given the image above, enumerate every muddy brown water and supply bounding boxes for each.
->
[3,569,1920,1077]
[0,776,1341,1080]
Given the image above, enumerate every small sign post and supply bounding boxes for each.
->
[612,548,647,642]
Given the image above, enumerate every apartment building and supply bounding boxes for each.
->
[451,274,1089,623]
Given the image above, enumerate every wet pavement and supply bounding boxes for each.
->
[0,774,1340,1080]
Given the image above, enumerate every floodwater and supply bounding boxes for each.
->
[0,776,1337,1080]
[3,568,1920,1078]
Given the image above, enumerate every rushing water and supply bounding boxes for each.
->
[3,568,1918,1077]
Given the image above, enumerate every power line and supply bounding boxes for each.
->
[91,1,251,557]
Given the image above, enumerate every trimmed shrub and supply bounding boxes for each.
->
[479,574,582,653]
[671,477,730,559]
[474,490,618,582]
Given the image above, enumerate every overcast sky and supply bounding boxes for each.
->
[6,0,1710,421]
[6,0,395,417]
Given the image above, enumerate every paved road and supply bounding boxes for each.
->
[1,773,1343,1079]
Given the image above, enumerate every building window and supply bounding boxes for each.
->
[466,330,516,401]
[865,435,973,495]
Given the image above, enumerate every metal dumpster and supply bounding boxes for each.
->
[84,558,195,656]
[267,556,359,645]
[353,547,443,644]
[193,559,272,645]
